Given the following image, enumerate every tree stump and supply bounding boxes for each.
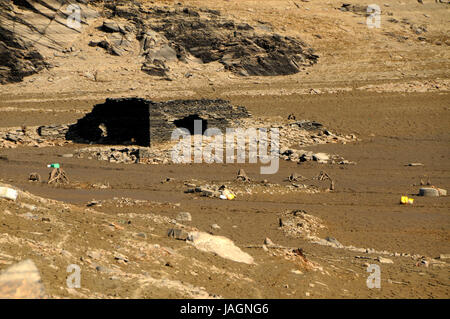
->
[236,169,250,182]
[48,168,69,185]
[29,172,41,182]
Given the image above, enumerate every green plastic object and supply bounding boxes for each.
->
[47,163,60,168]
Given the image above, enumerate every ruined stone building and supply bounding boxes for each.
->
[66,98,251,147]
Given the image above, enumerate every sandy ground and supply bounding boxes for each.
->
[0,0,449,299]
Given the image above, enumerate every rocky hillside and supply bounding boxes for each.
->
[0,0,98,84]
[0,0,319,84]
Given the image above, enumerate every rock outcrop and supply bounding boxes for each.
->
[0,0,46,84]
[101,2,319,77]
[0,0,318,84]
[0,0,97,84]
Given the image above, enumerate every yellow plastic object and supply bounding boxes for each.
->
[400,196,413,205]
[222,189,235,200]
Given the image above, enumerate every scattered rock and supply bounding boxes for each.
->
[87,251,101,260]
[339,3,368,14]
[376,257,394,264]
[114,253,129,263]
[211,224,221,230]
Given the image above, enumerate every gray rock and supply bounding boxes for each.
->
[176,212,192,222]
[376,257,394,264]
[313,153,330,162]
[201,189,217,197]
[134,232,147,239]
[141,59,170,77]
[419,188,440,197]
[102,20,121,33]
[147,44,178,62]
[264,237,274,246]
[167,228,189,240]
[95,265,112,273]
[299,153,313,162]
[288,172,304,182]
[325,236,343,248]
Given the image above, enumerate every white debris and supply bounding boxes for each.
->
[187,231,254,264]
[0,187,18,201]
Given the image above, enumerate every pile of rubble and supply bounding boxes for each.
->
[75,146,158,164]
[70,117,356,165]
[281,149,354,165]
[278,209,327,240]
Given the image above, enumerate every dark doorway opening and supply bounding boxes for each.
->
[66,98,151,146]
[173,114,208,135]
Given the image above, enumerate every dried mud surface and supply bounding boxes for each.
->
[0,0,449,299]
